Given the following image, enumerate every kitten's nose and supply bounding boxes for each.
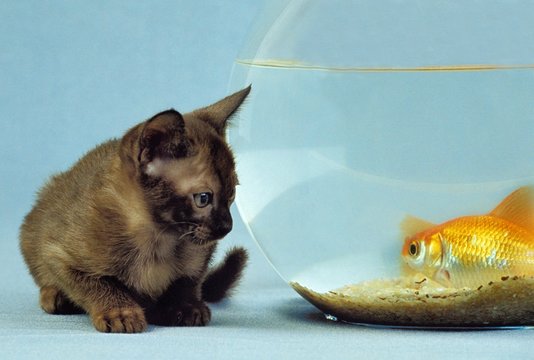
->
[217,218,233,237]
[214,211,233,238]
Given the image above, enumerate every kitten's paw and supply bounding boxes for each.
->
[176,302,211,326]
[91,306,147,333]
[40,286,84,315]
[149,301,211,326]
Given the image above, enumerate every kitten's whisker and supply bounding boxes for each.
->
[178,230,196,242]
[167,221,198,227]
[172,221,194,225]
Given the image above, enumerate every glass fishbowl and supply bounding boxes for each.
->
[229,0,534,328]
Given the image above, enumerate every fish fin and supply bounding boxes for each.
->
[400,215,436,238]
[489,186,534,232]
[435,269,451,287]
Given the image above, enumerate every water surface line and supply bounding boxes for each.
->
[236,59,534,73]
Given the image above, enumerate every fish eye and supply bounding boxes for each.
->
[409,241,420,257]
[193,192,213,208]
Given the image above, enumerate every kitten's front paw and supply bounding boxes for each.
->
[149,301,211,327]
[91,306,147,333]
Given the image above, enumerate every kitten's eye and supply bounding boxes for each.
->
[193,192,213,208]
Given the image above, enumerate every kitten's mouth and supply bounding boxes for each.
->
[169,222,230,246]
[189,237,218,246]
[173,224,217,246]
[189,227,223,246]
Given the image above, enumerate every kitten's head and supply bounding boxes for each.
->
[120,86,250,245]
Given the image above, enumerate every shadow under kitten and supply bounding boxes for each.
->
[20,86,251,333]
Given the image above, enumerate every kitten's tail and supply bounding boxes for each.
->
[201,247,248,303]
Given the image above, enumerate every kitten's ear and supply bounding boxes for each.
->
[192,85,251,135]
[138,109,188,166]
[120,110,188,175]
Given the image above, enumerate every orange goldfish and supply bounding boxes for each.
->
[401,186,534,288]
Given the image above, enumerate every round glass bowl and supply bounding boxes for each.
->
[229,0,534,327]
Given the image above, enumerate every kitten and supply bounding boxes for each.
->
[20,86,251,333]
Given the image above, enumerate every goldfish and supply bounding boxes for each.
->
[401,186,534,288]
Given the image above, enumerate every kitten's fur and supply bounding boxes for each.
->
[20,86,251,333]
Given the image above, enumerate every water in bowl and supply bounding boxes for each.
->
[230,60,534,293]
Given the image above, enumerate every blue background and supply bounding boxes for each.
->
[1,1,533,359]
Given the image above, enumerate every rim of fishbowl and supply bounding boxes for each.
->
[233,0,534,71]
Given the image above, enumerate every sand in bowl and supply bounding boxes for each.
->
[291,274,534,328]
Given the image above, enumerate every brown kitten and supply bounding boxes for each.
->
[20,86,251,333]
